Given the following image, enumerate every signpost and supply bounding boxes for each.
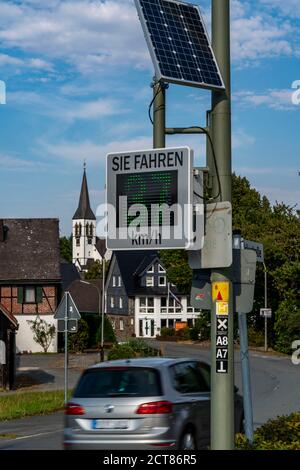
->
[54,292,81,403]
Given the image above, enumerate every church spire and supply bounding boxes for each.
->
[73,163,96,220]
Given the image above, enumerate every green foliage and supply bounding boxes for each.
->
[107,340,158,360]
[60,236,72,263]
[247,326,265,347]
[160,327,175,337]
[236,411,300,450]
[159,250,192,293]
[95,315,116,345]
[27,317,56,353]
[190,313,210,341]
[85,260,102,280]
[68,319,89,352]
[175,327,191,340]
[274,298,300,354]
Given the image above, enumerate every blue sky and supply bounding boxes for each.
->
[0,0,299,235]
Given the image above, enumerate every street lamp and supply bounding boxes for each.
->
[80,278,105,362]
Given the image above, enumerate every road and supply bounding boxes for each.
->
[0,342,299,450]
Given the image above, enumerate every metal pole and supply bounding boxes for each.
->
[153,80,166,149]
[263,263,268,352]
[101,259,105,361]
[64,292,68,404]
[210,0,234,450]
[238,312,254,443]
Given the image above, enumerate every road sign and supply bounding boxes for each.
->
[106,147,195,250]
[260,308,272,318]
[188,202,232,269]
[243,239,264,263]
[54,292,81,333]
[190,249,257,314]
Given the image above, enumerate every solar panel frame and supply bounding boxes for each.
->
[135,0,225,90]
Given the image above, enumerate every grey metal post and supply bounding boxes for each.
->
[263,262,268,352]
[210,0,234,449]
[153,80,166,148]
[238,312,254,443]
[101,258,106,361]
[64,292,68,404]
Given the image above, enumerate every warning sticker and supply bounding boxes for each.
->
[216,301,229,316]
[212,282,229,302]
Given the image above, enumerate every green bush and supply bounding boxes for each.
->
[190,313,210,342]
[160,327,175,337]
[107,344,136,360]
[175,327,191,340]
[107,340,159,360]
[68,319,89,352]
[236,411,300,450]
[274,299,300,354]
[95,315,117,345]
[247,326,265,347]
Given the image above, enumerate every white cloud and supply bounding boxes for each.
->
[0,152,48,170]
[234,89,296,110]
[261,0,300,19]
[0,0,150,74]
[8,90,123,121]
[0,53,53,70]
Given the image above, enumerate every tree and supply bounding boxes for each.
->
[68,319,89,352]
[60,236,72,262]
[27,317,56,353]
[159,250,192,293]
[85,260,102,280]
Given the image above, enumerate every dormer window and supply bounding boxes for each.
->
[146,276,154,287]
[147,265,154,273]
[158,264,166,273]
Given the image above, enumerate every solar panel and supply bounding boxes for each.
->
[135,0,225,90]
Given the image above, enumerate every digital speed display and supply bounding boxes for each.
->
[116,171,178,228]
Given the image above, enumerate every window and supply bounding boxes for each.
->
[160,296,182,313]
[130,318,134,326]
[118,276,122,287]
[25,287,35,303]
[76,238,80,246]
[120,319,124,331]
[119,297,123,309]
[170,362,210,394]
[139,297,154,314]
[158,264,166,273]
[146,276,154,287]
[159,276,166,286]
[112,276,116,287]
[147,265,154,273]
[110,297,114,308]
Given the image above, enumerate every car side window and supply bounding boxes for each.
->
[170,362,210,393]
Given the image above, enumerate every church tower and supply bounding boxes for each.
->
[72,164,97,269]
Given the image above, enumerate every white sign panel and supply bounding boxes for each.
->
[106,147,196,250]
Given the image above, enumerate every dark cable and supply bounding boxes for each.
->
[148,83,162,125]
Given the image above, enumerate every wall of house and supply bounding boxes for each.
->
[107,314,134,342]
[0,285,58,353]
[106,260,129,316]
[15,315,57,353]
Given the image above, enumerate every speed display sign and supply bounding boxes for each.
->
[106,147,195,250]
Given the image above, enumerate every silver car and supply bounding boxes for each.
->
[64,357,244,450]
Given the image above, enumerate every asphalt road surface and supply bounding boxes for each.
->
[0,342,299,450]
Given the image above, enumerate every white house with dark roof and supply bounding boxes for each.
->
[105,250,201,340]
[72,165,111,272]
[0,218,61,353]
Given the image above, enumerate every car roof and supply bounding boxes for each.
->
[88,357,210,370]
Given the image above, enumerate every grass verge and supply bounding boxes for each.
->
[0,390,72,421]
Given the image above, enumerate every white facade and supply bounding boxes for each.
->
[134,295,201,338]
[72,218,101,267]
[15,315,58,353]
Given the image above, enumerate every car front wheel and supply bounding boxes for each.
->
[179,429,197,450]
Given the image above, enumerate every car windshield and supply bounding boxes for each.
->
[73,367,162,398]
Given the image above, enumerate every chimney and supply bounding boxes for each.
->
[0,220,4,242]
